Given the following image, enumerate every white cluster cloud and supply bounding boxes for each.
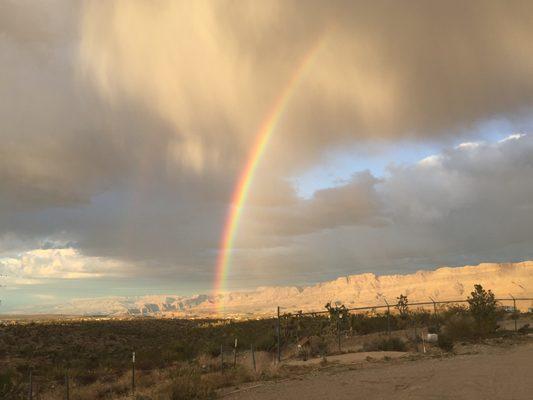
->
[0,247,125,285]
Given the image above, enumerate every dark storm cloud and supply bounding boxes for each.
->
[1,1,533,288]
[80,0,533,170]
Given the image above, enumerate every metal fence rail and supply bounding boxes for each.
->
[280,297,533,316]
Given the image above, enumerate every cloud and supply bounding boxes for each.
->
[0,248,126,284]
[1,1,533,296]
[239,171,383,243]
[79,0,533,173]
[225,134,533,284]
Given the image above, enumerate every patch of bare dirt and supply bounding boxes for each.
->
[225,338,533,400]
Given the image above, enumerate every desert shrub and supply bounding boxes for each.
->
[350,313,399,335]
[325,302,350,331]
[427,325,439,334]
[75,371,99,385]
[396,294,409,318]
[441,314,476,340]
[410,310,432,326]
[254,332,277,352]
[0,368,23,398]
[437,334,454,352]
[467,284,498,334]
[174,341,197,361]
[441,304,469,318]
[297,345,308,361]
[202,365,252,389]
[307,335,328,357]
[363,337,406,352]
[203,342,221,358]
[168,369,216,400]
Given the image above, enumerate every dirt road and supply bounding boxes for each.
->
[227,341,533,400]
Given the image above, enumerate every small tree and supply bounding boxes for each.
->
[467,284,498,334]
[325,302,349,330]
[396,294,409,318]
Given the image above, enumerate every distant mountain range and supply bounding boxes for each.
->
[8,261,533,317]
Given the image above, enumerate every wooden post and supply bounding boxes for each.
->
[277,306,281,363]
[430,297,438,325]
[132,351,135,396]
[510,294,517,332]
[233,338,238,368]
[65,372,69,400]
[384,299,391,337]
[336,318,341,352]
[28,370,33,400]
[414,325,418,352]
[220,344,224,370]
[251,344,256,372]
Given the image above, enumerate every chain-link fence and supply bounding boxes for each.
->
[275,296,533,361]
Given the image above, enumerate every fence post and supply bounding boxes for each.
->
[28,369,32,400]
[277,306,281,363]
[65,371,69,400]
[414,324,419,352]
[429,297,438,328]
[251,344,256,372]
[220,344,224,370]
[384,299,391,337]
[430,297,437,318]
[233,338,238,368]
[131,351,135,396]
[509,294,517,332]
[336,318,341,352]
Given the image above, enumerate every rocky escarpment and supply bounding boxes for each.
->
[12,261,533,316]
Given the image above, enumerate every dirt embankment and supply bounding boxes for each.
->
[226,339,533,400]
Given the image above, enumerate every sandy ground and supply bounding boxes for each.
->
[284,350,407,366]
[226,340,533,400]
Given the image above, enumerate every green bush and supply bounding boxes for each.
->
[169,370,215,400]
[437,334,454,352]
[396,294,409,318]
[0,368,21,398]
[467,284,498,334]
[363,337,406,352]
[427,325,439,334]
[254,333,277,352]
[174,341,197,361]
[442,314,476,341]
[203,342,221,358]
[350,313,398,335]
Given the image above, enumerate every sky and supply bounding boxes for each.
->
[1,0,533,311]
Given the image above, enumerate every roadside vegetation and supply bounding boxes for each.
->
[0,284,530,399]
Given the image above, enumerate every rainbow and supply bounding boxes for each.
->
[213,36,327,307]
